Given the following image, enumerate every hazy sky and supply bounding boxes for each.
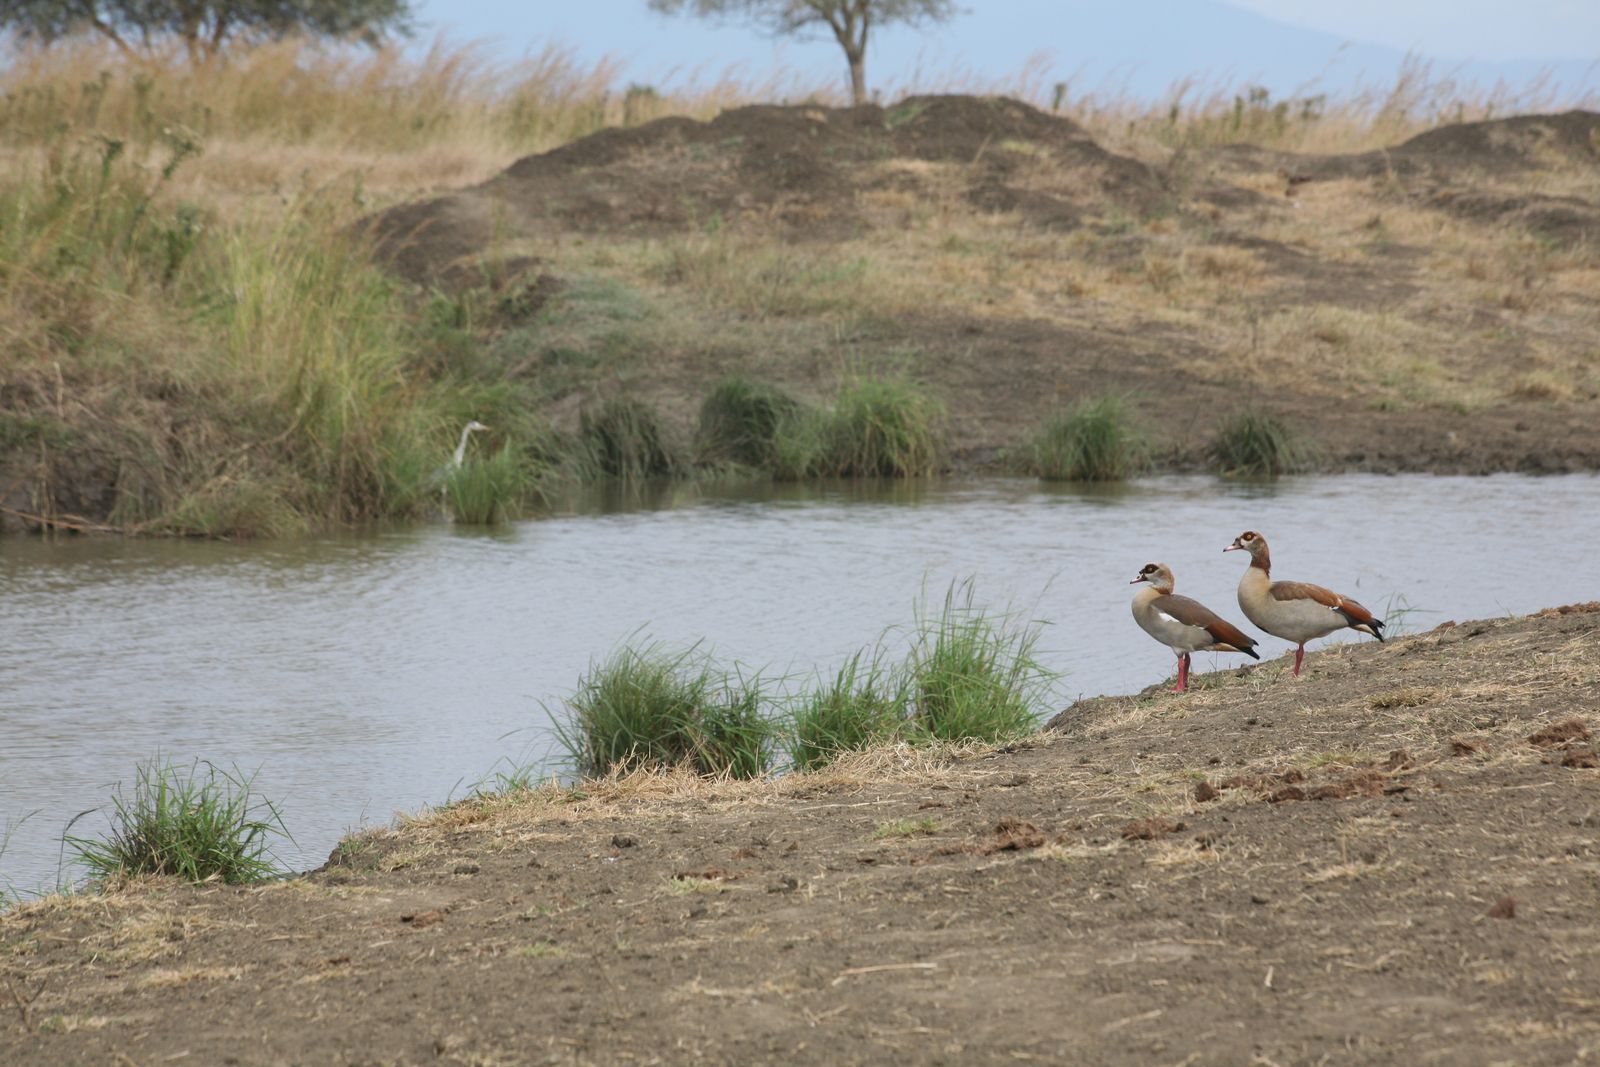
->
[414,0,1600,102]
[1226,0,1600,61]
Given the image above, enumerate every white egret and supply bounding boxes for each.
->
[450,420,491,468]
[428,420,491,494]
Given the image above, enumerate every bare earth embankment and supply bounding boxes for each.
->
[5,605,1598,1065]
[367,100,1600,475]
[6,93,1600,534]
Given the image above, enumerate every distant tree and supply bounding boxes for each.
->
[647,0,955,106]
[1,0,414,61]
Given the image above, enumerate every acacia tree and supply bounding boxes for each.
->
[0,0,413,60]
[647,0,955,106]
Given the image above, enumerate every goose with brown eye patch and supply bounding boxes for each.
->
[1225,531,1386,678]
[1130,563,1260,693]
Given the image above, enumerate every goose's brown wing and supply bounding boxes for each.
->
[1269,580,1385,637]
[1152,594,1259,655]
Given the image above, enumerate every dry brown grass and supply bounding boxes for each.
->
[399,738,1000,837]
[0,38,833,218]
[4,39,1591,223]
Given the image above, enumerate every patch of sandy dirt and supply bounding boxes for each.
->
[5,606,1599,1064]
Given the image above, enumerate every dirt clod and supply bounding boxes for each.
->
[1527,717,1592,748]
[1486,896,1517,919]
[611,833,638,848]
[982,817,1048,853]
[1383,749,1416,771]
[1194,781,1221,803]
[1557,746,1599,769]
[400,910,444,928]
[1121,817,1186,841]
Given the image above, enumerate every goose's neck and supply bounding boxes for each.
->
[1132,584,1170,606]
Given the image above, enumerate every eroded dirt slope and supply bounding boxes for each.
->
[4,605,1598,1065]
[367,99,1600,475]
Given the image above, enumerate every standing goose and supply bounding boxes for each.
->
[1225,531,1385,678]
[1131,563,1260,693]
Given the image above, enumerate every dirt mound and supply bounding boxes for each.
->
[1392,110,1600,171]
[1212,110,1600,185]
[368,95,1160,284]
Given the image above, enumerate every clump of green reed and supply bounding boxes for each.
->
[1029,396,1147,481]
[772,374,944,478]
[903,582,1056,743]
[826,376,945,477]
[695,375,805,468]
[67,759,289,886]
[555,643,774,779]
[580,396,681,480]
[694,672,775,780]
[787,650,907,771]
[446,448,532,524]
[1210,407,1310,476]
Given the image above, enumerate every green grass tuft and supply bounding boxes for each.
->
[1030,396,1147,481]
[1210,407,1309,476]
[579,396,682,481]
[67,759,290,886]
[555,643,774,779]
[695,376,805,468]
[824,375,945,477]
[772,374,944,479]
[904,581,1056,743]
[446,448,531,525]
[787,650,906,771]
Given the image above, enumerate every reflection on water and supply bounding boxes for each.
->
[3,474,1598,894]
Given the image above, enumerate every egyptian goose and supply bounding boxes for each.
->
[1226,531,1385,677]
[1131,563,1260,692]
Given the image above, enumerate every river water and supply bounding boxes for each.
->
[3,474,1597,894]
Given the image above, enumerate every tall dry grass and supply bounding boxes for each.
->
[1053,54,1598,156]
[0,38,837,214]
[5,40,1588,210]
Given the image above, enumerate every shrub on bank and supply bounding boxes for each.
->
[771,374,945,479]
[554,582,1055,780]
[825,376,945,477]
[1030,396,1147,481]
[1210,407,1309,476]
[556,643,775,779]
[787,650,906,771]
[446,448,532,525]
[580,397,682,481]
[695,376,806,469]
[904,582,1055,744]
[68,759,289,885]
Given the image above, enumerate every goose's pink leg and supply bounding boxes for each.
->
[1292,644,1306,678]
[1175,653,1190,693]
